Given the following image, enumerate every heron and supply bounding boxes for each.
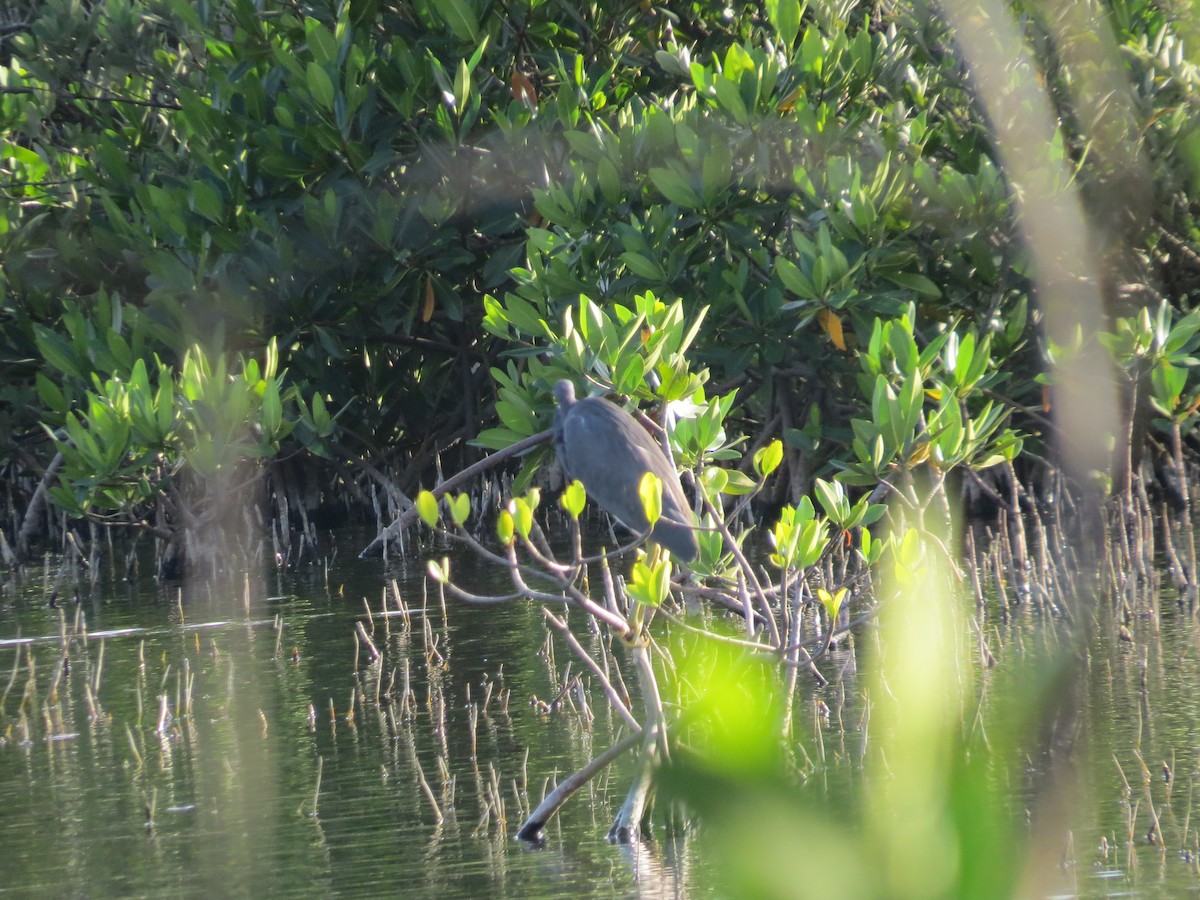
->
[552,380,698,562]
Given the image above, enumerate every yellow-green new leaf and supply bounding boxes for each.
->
[754,439,784,478]
[509,497,533,539]
[638,472,663,526]
[496,509,515,545]
[631,557,671,608]
[448,493,471,526]
[417,490,439,528]
[561,480,586,519]
[701,466,729,495]
[427,558,448,583]
[721,470,758,495]
[817,587,847,620]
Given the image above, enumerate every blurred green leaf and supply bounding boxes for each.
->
[417,490,439,527]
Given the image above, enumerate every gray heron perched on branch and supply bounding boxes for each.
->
[552,380,698,561]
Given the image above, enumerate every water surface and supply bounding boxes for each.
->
[2,528,1200,896]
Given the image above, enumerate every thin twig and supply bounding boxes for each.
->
[361,430,551,556]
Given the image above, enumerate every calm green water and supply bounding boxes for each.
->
[0,532,694,897]
[1,528,1199,896]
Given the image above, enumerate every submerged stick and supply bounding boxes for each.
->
[516,729,643,843]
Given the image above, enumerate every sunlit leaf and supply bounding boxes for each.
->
[813,478,845,521]
[448,493,471,526]
[819,308,847,350]
[817,587,848,620]
[417,490,439,527]
[426,558,448,583]
[496,509,515,545]
[701,466,729,495]
[754,439,784,478]
[630,557,671,607]
[561,480,586,518]
[766,0,801,47]
[639,472,663,526]
[509,497,533,539]
[722,470,758,495]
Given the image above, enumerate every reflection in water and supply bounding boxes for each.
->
[620,832,691,899]
[2,527,1200,895]
[0,529,703,895]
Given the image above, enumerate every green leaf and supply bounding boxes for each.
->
[616,355,646,398]
[721,470,758,495]
[952,332,975,385]
[305,19,338,66]
[306,63,336,110]
[561,480,586,519]
[630,557,671,607]
[796,518,827,568]
[417,490,439,527]
[597,157,622,204]
[813,478,845,521]
[36,374,68,415]
[885,272,942,298]
[649,167,702,209]
[437,0,479,42]
[754,439,784,478]
[639,472,663,526]
[872,432,887,470]
[427,558,448,583]
[311,392,332,436]
[701,466,729,495]
[48,484,85,516]
[448,493,471,526]
[861,526,889,565]
[472,426,528,451]
[621,251,666,281]
[261,379,282,439]
[496,510,515,545]
[777,258,817,298]
[701,144,733,203]
[35,326,85,381]
[817,587,847,620]
[1153,360,1188,410]
[714,75,750,124]
[190,181,223,223]
[509,497,533,539]
[1006,295,1028,345]
[453,59,471,113]
[766,0,802,47]
[155,379,175,439]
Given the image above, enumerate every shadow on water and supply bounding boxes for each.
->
[2,524,1200,896]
